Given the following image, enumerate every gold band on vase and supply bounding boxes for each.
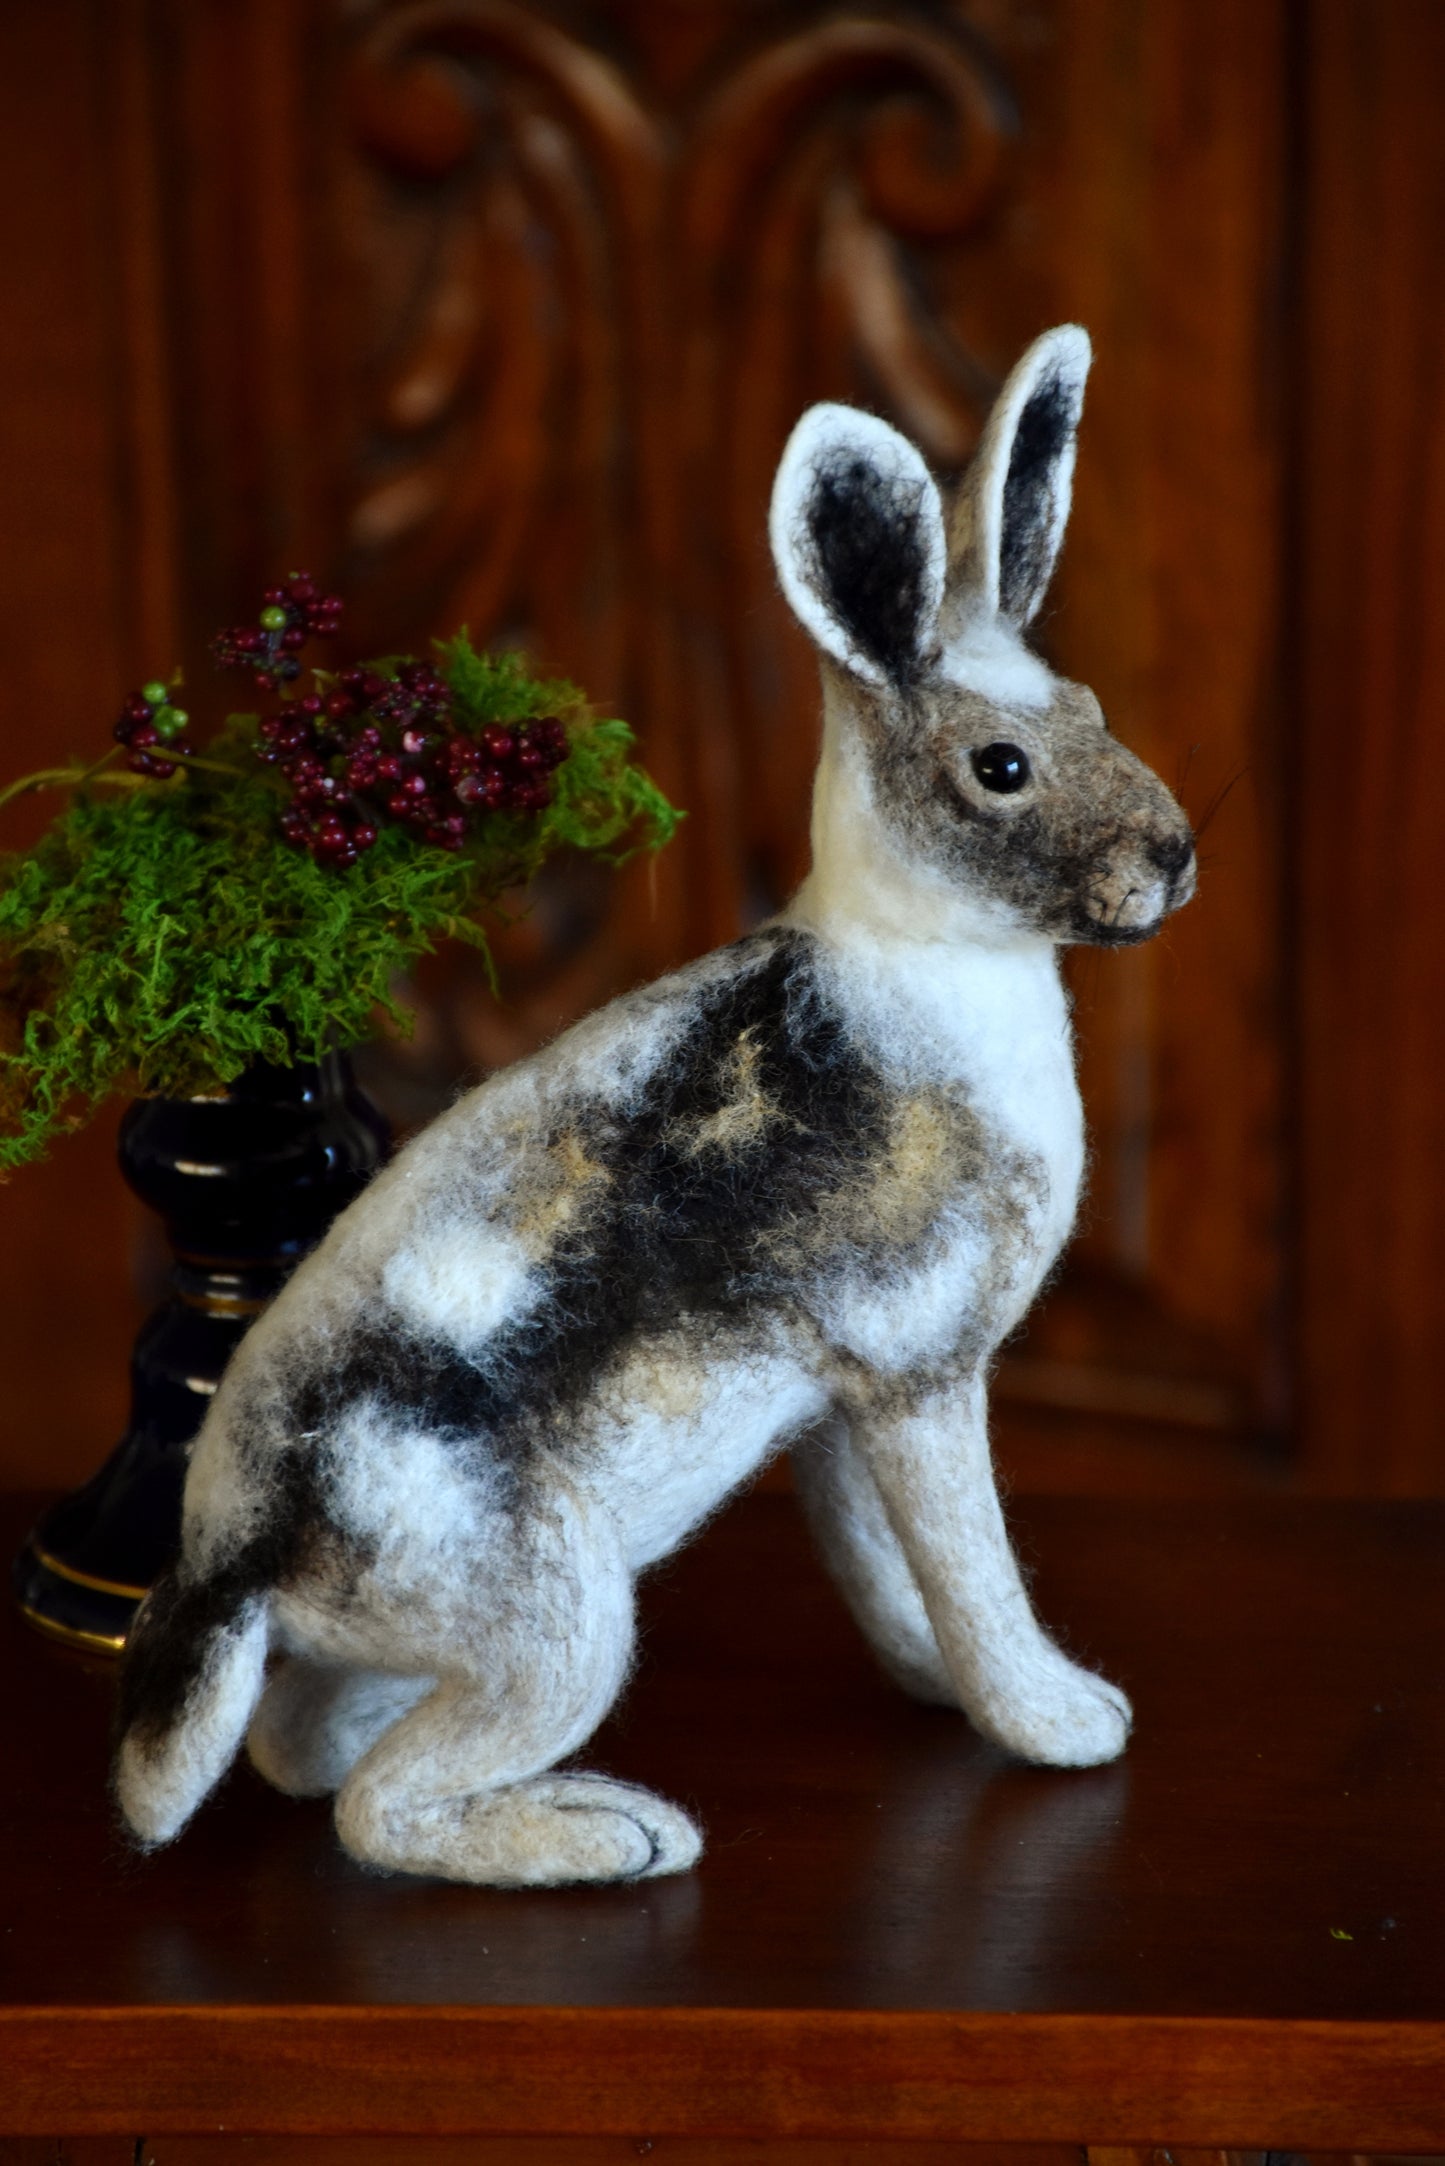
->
[17,1599,129,1655]
[30,1541,149,1603]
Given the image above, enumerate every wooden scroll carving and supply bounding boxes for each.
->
[336,3,1018,1073]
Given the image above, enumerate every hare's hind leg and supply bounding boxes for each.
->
[247,1661,431,1798]
[335,1684,701,1886]
[333,1493,701,1887]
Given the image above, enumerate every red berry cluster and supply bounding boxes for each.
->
[211,572,344,692]
[254,660,570,868]
[113,681,193,776]
[203,573,572,867]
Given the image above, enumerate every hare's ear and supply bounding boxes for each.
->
[949,325,1091,630]
[770,404,945,687]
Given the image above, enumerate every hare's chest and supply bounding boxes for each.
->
[963,1004,1085,1260]
[815,944,1084,1371]
[840,940,1083,1209]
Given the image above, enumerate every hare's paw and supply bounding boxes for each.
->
[338,1771,703,1887]
[975,1648,1132,1768]
[536,1773,704,1881]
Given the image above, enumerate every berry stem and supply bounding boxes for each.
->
[164,751,252,781]
[0,748,146,816]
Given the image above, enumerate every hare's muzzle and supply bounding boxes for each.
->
[1077,821,1195,945]
[1149,827,1197,908]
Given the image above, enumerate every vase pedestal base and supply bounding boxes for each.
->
[11,1054,387,1657]
[12,1529,140,1654]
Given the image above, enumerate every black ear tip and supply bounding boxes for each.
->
[804,451,936,685]
[996,365,1085,625]
[1011,369,1081,484]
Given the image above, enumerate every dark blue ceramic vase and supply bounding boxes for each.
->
[12,1054,388,1651]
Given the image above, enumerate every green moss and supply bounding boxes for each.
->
[0,636,680,1171]
[431,634,580,728]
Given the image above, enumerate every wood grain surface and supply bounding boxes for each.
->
[1295,0,1445,1491]
[0,2150,1441,2166]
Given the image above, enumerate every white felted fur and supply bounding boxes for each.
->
[792,1417,955,1706]
[116,326,1198,1886]
[115,1594,269,1847]
[248,1663,431,1797]
[843,1372,1129,1766]
[940,617,1055,710]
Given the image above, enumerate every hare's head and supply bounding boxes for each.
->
[772,326,1196,948]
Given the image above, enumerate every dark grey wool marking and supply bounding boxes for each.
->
[999,371,1076,622]
[117,1436,346,1755]
[117,927,893,1756]
[803,451,934,684]
[308,927,890,1458]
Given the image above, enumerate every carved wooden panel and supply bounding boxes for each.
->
[315,1,1282,1436]
[328,2,1287,1436]
[0,0,1293,1483]
[328,0,1033,1082]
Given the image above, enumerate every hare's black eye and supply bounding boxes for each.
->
[971,742,1031,793]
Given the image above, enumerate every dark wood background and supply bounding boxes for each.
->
[0,0,1440,1498]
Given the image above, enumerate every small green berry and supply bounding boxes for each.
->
[259,605,288,632]
[153,705,188,741]
[141,680,169,706]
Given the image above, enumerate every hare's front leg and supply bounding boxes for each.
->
[851,1373,1131,1767]
[792,1418,957,1706]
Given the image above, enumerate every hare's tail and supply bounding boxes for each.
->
[114,1564,270,1848]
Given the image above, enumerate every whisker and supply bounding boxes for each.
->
[1175,741,1202,797]
[1192,765,1248,842]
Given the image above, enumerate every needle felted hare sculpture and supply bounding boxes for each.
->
[116,324,1196,1887]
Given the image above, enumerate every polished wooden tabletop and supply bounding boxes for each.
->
[2,1486,1444,2144]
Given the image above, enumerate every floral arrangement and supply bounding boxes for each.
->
[0,576,680,1170]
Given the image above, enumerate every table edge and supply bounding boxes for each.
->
[3,2005,1444,2145]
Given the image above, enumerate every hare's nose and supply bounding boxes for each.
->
[1147,830,1194,880]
